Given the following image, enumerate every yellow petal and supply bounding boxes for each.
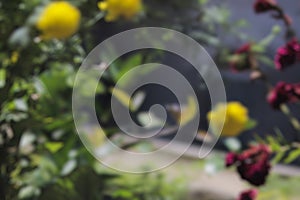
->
[98,2,108,10]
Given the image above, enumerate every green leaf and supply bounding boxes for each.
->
[85,12,104,27]
[130,91,145,112]
[137,112,164,128]
[284,148,300,164]
[9,26,30,48]
[19,132,36,154]
[6,112,28,122]
[272,151,285,165]
[251,44,265,53]
[115,54,143,82]
[0,69,6,88]
[71,71,105,97]
[204,154,225,175]
[257,55,275,67]
[234,19,248,28]
[266,136,282,152]
[61,160,77,176]
[114,62,160,88]
[14,98,28,111]
[198,0,208,5]
[112,190,134,199]
[45,142,63,153]
[224,137,241,152]
[244,119,257,130]
[272,25,281,34]
[258,25,280,48]
[110,87,146,112]
[110,87,131,109]
[18,185,40,199]
[190,31,220,46]
[180,96,198,126]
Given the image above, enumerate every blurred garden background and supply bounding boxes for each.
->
[1,0,300,200]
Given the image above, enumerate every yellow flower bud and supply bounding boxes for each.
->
[36,1,81,39]
[10,51,19,64]
[207,102,249,137]
[98,0,142,22]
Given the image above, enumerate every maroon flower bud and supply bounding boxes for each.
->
[226,144,272,186]
[267,82,292,109]
[267,81,300,109]
[275,38,300,70]
[225,152,237,167]
[230,43,252,72]
[237,189,258,200]
[254,0,277,13]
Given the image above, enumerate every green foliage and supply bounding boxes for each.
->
[106,173,187,200]
[256,133,300,165]
[258,175,300,200]
[284,148,300,164]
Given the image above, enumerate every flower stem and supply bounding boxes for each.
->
[254,66,300,141]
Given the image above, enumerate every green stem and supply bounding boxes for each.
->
[280,104,300,141]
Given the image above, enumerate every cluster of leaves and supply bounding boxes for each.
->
[2,0,221,199]
[0,1,99,199]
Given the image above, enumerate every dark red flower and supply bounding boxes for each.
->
[267,82,293,109]
[267,81,300,109]
[230,43,253,72]
[254,0,277,13]
[275,38,300,70]
[238,189,258,200]
[225,144,271,186]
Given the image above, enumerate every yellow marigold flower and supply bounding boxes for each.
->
[36,1,81,39]
[98,0,142,21]
[207,102,249,137]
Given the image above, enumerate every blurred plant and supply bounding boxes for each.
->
[2,0,300,200]
[219,1,300,199]
[256,174,300,200]
[1,0,114,199]
[104,172,186,200]
[1,0,211,199]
